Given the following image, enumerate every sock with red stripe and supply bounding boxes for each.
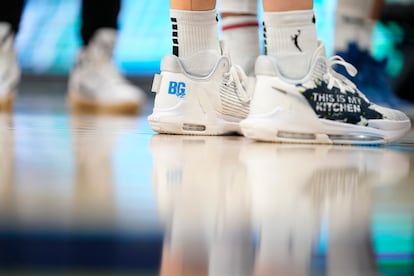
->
[221,15,260,75]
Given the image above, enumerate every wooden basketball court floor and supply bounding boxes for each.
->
[0,76,413,275]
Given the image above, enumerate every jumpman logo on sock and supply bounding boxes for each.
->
[291,30,302,52]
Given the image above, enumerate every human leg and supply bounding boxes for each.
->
[81,0,120,45]
[68,0,145,114]
[218,0,260,75]
[0,0,25,35]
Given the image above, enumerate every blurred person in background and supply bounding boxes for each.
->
[0,0,145,113]
[381,0,414,102]
[334,0,396,105]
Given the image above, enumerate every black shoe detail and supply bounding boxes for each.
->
[272,86,287,95]
[263,21,268,55]
[291,30,302,52]
[171,17,179,56]
[300,80,383,125]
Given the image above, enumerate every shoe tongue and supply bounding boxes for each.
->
[309,42,328,80]
[88,28,117,58]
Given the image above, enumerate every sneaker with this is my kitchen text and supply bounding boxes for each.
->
[241,42,411,145]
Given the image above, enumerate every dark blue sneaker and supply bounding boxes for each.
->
[335,42,401,108]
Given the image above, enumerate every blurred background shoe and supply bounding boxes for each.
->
[68,28,146,115]
[0,22,20,111]
[335,41,401,107]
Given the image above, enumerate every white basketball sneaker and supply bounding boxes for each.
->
[148,45,255,135]
[241,42,411,145]
[68,28,145,114]
[0,23,20,111]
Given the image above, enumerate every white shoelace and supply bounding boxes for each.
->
[323,55,358,93]
[220,40,252,104]
[225,65,252,103]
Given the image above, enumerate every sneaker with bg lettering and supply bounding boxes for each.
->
[148,45,254,135]
[241,42,411,145]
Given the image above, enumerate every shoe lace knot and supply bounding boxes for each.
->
[323,55,358,93]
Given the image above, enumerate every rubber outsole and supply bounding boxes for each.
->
[241,120,411,145]
[148,114,241,136]
[0,91,16,112]
[68,93,140,115]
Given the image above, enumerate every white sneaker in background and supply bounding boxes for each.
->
[68,28,146,114]
[148,44,255,135]
[0,22,20,111]
[241,42,411,145]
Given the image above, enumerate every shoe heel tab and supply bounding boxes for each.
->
[151,74,162,93]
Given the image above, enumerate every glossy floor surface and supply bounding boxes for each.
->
[0,77,414,275]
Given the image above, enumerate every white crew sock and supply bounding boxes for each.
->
[221,15,260,75]
[263,10,317,80]
[170,9,220,58]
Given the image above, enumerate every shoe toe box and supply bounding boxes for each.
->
[373,104,410,122]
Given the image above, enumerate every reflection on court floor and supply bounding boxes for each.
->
[152,135,413,276]
[0,78,413,274]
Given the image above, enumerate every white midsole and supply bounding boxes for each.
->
[241,107,411,144]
